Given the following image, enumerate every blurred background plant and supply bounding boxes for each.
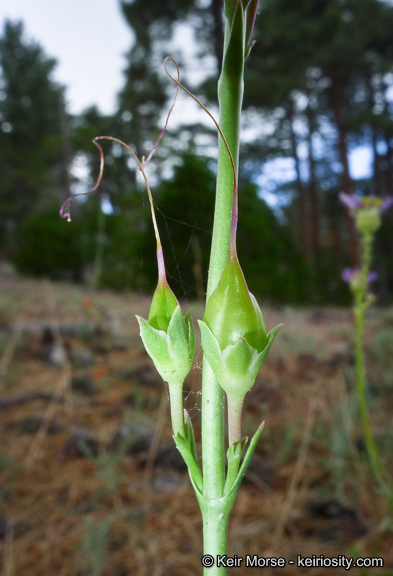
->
[340,195,393,502]
[79,515,112,576]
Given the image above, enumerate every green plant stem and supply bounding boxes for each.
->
[200,6,246,575]
[201,31,244,493]
[355,232,390,497]
[227,395,244,447]
[199,498,232,576]
[168,382,185,437]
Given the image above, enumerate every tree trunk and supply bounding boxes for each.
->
[286,98,313,263]
[59,98,72,200]
[366,73,383,197]
[381,87,393,197]
[210,0,224,76]
[330,66,359,267]
[371,128,382,196]
[306,102,320,256]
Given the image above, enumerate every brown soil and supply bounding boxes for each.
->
[0,276,392,575]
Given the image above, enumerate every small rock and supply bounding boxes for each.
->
[41,327,55,346]
[10,415,64,436]
[70,350,95,368]
[154,444,187,471]
[309,309,325,323]
[244,455,274,488]
[309,499,358,521]
[355,436,366,454]
[0,514,19,541]
[111,338,129,352]
[110,422,153,454]
[307,498,369,542]
[92,342,111,355]
[71,374,97,396]
[47,343,67,366]
[131,364,161,387]
[74,324,97,341]
[58,428,99,460]
[0,512,9,540]
[151,474,184,492]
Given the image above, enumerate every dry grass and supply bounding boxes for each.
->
[0,275,392,575]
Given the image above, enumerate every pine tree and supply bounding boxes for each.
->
[0,20,68,247]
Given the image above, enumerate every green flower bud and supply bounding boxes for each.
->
[355,206,381,235]
[339,194,391,236]
[199,253,280,401]
[204,253,268,353]
[136,280,195,386]
[148,278,179,331]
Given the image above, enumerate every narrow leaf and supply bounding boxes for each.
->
[174,433,203,494]
[226,421,265,499]
[184,409,199,467]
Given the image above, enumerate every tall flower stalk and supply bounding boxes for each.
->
[340,194,393,500]
[61,1,281,572]
[196,1,281,571]
[165,3,280,561]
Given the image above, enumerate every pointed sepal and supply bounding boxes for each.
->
[174,432,203,495]
[198,319,225,382]
[185,311,196,365]
[136,304,195,386]
[225,421,265,498]
[167,304,190,363]
[184,409,198,467]
[199,319,281,400]
[221,338,261,398]
[224,436,248,495]
[136,316,171,380]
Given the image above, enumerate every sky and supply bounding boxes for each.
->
[0,0,373,190]
[0,0,132,115]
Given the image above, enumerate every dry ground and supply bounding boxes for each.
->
[0,274,393,575]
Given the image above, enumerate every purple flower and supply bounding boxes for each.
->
[339,193,393,234]
[367,271,379,284]
[342,267,378,286]
[339,193,364,211]
[382,197,393,211]
[339,193,393,213]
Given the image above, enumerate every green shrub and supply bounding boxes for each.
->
[13,206,87,280]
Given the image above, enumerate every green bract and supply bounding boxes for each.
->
[199,254,280,400]
[199,320,280,401]
[136,281,195,386]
